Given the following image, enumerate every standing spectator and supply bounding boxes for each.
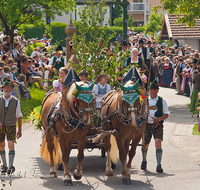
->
[116,33,122,45]
[190,65,200,112]
[175,58,184,95]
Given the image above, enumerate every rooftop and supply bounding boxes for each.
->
[160,14,200,40]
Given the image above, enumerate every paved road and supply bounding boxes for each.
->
[2,87,200,190]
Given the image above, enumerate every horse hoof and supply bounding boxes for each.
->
[73,173,82,180]
[64,179,73,186]
[50,171,57,178]
[106,171,113,176]
[122,178,131,185]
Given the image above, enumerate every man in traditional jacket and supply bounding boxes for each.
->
[49,46,66,71]
[0,79,22,174]
[141,80,169,173]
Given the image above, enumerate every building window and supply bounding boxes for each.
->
[138,22,144,27]
[134,0,143,10]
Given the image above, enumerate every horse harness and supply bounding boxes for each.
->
[101,90,148,130]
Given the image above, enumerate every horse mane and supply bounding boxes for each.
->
[124,80,135,87]
[66,81,89,104]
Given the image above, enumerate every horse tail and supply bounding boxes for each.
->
[109,135,119,165]
[40,135,62,165]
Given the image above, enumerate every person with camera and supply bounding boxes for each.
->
[141,80,170,173]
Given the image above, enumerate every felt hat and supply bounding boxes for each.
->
[139,39,144,44]
[11,65,19,70]
[56,46,63,51]
[2,79,14,88]
[147,40,151,44]
[149,80,159,89]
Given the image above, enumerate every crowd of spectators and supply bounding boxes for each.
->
[0,28,199,114]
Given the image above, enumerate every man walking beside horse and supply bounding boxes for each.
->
[0,79,22,174]
[141,80,169,173]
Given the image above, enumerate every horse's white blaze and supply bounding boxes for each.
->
[44,70,49,87]
[44,70,49,80]
[64,175,71,180]
[130,104,136,126]
[50,166,56,172]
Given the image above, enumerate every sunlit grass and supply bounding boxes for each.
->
[20,85,45,120]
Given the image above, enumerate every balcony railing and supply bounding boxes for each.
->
[128,2,150,12]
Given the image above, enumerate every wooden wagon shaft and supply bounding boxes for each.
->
[88,129,117,144]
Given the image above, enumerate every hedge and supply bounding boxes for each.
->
[20,22,145,47]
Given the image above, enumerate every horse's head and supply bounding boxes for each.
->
[66,81,95,125]
[118,79,147,127]
[44,66,59,80]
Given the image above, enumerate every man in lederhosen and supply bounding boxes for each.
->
[141,80,169,173]
[48,46,66,72]
[0,79,22,174]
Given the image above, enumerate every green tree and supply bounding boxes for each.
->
[145,6,163,35]
[161,0,200,27]
[72,0,130,87]
[111,3,123,25]
[0,0,75,44]
[113,16,134,27]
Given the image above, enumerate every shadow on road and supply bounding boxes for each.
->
[29,154,158,189]
[167,104,194,125]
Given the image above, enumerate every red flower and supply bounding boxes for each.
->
[74,97,78,104]
[158,84,160,86]
[141,94,147,99]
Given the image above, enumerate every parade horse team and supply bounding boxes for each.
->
[0,60,169,186]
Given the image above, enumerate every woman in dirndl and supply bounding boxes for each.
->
[162,57,172,87]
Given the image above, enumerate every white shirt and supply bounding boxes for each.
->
[39,60,47,67]
[147,96,170,124]
[3,95,23,118]
[139,47,144,60]
[93,83,111,108]
[48,56,66,66]
[1,71,9,79]
[147,47,150,59]
[31,51,40,58]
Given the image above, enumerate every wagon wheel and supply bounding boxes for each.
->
[101,147,105,158]
[56,163,63,170]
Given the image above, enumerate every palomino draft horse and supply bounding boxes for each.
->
[40,77,95,185]
[101,79,147,185]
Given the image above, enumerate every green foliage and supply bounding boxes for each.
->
[113,17,134,27]
[19,23,145,47]
[145,6,163,35]
[0,0,75,44]
[161,0,200,27]
[24,42,44,56]
[113,17,123,27]
[192,123,200,136]
[72,0,131,87]
[111,4,123,25]
[21,87,45,119]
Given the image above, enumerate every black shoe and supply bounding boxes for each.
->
[1,166,8,174]
[156,164,163,173]
[141,161,147,170]
[7,166,15,175]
